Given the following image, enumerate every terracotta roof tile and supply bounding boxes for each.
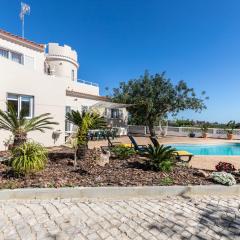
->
[0,29,44,52]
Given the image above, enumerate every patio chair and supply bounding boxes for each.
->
[100,132,121,152]
[128,135,148,154]
[173,151,194,163]
[150,136,193,162]
[106,135,122,147]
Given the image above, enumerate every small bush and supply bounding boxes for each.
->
[211,172,236,186]
[111,145,135,159]
[11,142,48,175]
[159,177,174,186]
[146,144,176,171]
[215,162,236,173]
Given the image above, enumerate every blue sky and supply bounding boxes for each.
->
[0,0,240,122]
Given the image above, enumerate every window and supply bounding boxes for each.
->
[111,109,120,119]
[7,94,34,118]
[71,69,75,81]
[65,106,72,132]
[11,52,23,64]
[82,105,88,112]
[7,94,18,113]
[0,48,9,59]
[21,96,32,117]
[0,47,23,64]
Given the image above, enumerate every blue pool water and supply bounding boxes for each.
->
[169,143,240,156]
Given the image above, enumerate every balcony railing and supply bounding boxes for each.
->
[78,79,99,87]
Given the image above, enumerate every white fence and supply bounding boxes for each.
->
[128,125,166,135]
[128,125,240,139]
[128,125,147,135]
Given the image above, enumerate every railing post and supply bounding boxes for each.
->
[212,128,217,137]
[179,127,183,136]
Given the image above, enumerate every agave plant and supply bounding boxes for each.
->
[11,141,48,175]
[0,104,58,147]
[146,144,176,171]
[66,110,106,160]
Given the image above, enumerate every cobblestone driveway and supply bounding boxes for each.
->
[0,196,240,240]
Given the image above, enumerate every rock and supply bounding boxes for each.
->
[211,172,236,186]
[194,169,209,178]
[96,151,110,167]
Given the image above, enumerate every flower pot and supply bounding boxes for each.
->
[227,133,233,140]
[189,133,195,138]
[202,133,208,138]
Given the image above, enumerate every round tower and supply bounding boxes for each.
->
[45,43,79,81]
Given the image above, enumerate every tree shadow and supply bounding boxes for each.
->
[196,202,240,239]
[71,168,89,175]
[1,168,25,179]
[48,151,74,161]
[126,161,150,171]
[147,197,240,240]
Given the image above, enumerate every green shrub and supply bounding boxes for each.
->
[159,177,174,186]
[146,144,176,171]
[211,172,236,186]
[111,145,135,159]
[11,142,48,175]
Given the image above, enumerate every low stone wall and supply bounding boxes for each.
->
[127,125,240,139]
[0,185,240,201]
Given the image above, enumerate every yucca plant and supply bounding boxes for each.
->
[11,141,48,175]
[66,110,107,160]
[146,144,176,171]
[0,104,58,147]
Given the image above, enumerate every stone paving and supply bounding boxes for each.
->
[0,196,240,240]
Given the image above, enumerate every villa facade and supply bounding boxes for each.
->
[0,29,128,150]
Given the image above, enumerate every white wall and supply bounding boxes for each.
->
[0,57,66,150]
[65,96,98,111]
[0,38,45,73]
[66,81,99,95]
[166,126,240,139]
[47,43,77,62]
[46,43,78,80]
[0,38,126,150]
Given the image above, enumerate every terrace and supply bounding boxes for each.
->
[88,135,240,170]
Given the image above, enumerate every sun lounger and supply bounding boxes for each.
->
[128,135,148,154]
[150,137,193,162]
[173,150,194,162]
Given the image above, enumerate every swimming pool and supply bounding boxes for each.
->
[169,143,240,156]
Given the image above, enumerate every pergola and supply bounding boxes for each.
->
[91,101,131,109]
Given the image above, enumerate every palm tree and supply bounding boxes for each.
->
[0,104,59,147]
[66,110,107,160]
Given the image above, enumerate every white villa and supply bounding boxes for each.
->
[0,29,128,150]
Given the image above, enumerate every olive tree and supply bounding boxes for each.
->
[112,71,208,136]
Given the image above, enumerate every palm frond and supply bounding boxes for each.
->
[66,110,107,145]
[0,105,58,143]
